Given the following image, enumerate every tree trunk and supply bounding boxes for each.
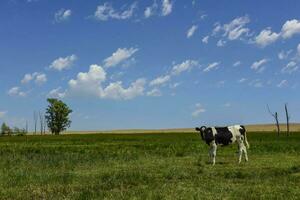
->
[285,104,290,136]
[275,112,280,136]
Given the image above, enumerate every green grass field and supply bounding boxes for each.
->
[0,132,299,199]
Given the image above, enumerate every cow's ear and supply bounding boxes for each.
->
[200,126,206,132]
[195,127,201,131]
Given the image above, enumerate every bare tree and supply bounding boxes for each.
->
[285,103,290,136]
[267,104,280,136]
[39,111,43,135]
[34,111,38,135]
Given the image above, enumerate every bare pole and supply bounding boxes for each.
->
[34,111,38,135]
[267,104,280,136]
[285,103,290,136]
[39,111,43,135]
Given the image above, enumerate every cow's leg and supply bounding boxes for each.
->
[237,137,243,164]
[211,141,217,165]
[242,140,248,162]
[208,144,214,163]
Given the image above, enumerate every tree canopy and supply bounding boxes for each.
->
[45,98,72,135]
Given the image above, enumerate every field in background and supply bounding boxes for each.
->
[0,131,299,199]
[65,123,300,134]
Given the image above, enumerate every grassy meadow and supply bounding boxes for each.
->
[0,131,300,199]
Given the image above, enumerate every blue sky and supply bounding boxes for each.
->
[0,0,300,130]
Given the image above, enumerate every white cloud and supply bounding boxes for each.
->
[192,103,206,117]
[187,25,198,38]
[203,62,220,72]
[281,61,299,74]
[216,39,226,47]
[50,54,77,71]
[171,60,198,75]
[147,88,162,97]
[238,78,247,83]
[104,48,138,68]
[101,78,146,100]
[255,28,280,47]
[149,75,171,87]
[144,2,158,18]
[21,72,47,85]
[221,15,250,40]
[202,36,209,43]
[35,73,47,85]
[8,87,27,97]
[48,87,66,99]
[21,73,35,84]
[55,9,72,22]
[0,111,7,118]
[298,43,300,57]
[281,19,300,39]
[277,80,288,88]
[278,50,292,60]
[249,79,263,88]
[233,61,241,67]
[69,64,107,97]
[162,0,173,16]
[94,2,136,21]
[68,64,145,100]
[251,58,268,72]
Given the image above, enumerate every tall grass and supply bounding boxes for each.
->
[0,132,299,199]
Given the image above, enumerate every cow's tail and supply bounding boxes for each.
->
[240,125,250,149]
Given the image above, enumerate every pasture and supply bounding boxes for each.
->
[0,132,299,199]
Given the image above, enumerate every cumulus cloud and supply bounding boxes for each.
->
[278,50,292,60]
[277,80,288,88]
[144,1,158,18]
[162,0,173,16]
[214,16,250,41]
[8,87,27,97]
[203,62,220,72]
[49,54,77,71]
[249,79,263,88]
[251,58,268,72]
[48,87,66,99]
[54,9,72,22]
[94,2,136,21]
[35,74,47,85]
[255,28,280,47]
[171,60,198,75]
[281,61,299,74]
[104,48,138,68]
[254,19,300,47]
[216,39,226,47]
[281,19,300,39]
[187,25,198,38]
[233,61,241,67]
[192,103,206,117]
[68,64,145,100]
[147,88,162,97]
[202,36,209,44]
[238,78,247,83]
[149,75,171,87]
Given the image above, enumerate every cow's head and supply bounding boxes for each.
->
[195,126,207,140]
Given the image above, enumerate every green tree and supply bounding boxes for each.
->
[1,123,11,135]
[45,98,72,135]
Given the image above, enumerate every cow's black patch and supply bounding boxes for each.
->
[239,125,246,136]
[214,127,233,146]
[204,128,214,145]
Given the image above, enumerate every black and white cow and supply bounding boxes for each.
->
[195,125,249,165]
